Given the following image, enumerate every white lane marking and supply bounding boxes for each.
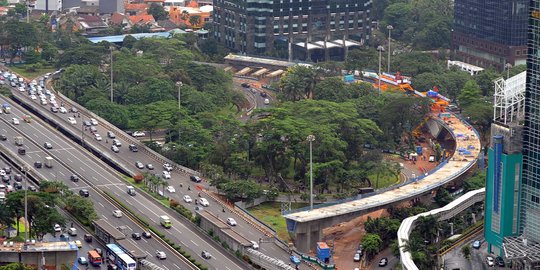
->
[79,167,85,172]
[102,215,108,220]
[162,266,170,270]
[173,264,181,269]
[190,240,199,247]
[58,171,65,176]
[98,202,105,208]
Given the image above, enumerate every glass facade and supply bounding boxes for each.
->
[454,0,528,46]
[522,0,540,243]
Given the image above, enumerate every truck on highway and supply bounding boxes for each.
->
[44,157,53,168]
[2,104,11,114]
[14,136,23,146]
[159,215,171,228]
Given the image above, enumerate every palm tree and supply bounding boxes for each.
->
[189,15,201,28]
[181,10,189,21]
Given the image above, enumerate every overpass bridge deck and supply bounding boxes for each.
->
[284,113,481,223]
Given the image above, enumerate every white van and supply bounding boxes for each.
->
[264,98,270,105]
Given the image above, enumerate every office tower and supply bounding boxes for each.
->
[453,0,528,71]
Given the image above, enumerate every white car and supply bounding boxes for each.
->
[162,171,171,179]
[90,118,98,126]
[54,224,62,232]
[11,118,19,125]
[30,94,37,100]
[250,240,259,250]
[183,195,192,203]
[0,170,5,176]
[163,163,173,171]
[199,198,209,207]
[68,117,77,125]
[132,131,146,137]
[166,186,176,193]
[18,86,25,92]
[59,107,67,113]
[112,210,122,218]
[486,256,495,267]
[156,251,166,260]
[40,98,47,105]
[94,134,102,141]
[226,218,237,226]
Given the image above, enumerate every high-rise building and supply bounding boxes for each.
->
[453,0,528,71]
[212,0,371,61]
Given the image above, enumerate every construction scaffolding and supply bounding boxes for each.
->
[493,71,526,125]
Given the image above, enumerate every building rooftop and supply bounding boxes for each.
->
[224,54,311,68]
[0,241,78,252]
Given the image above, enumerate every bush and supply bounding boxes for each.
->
[149,226,165,238]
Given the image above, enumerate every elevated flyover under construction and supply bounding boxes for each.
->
[283,112,481,252]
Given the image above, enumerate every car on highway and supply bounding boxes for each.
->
[112,210,122,218]
[354,252,361,262]
[79,189,89,197]
[472,240,481,249]
[112,139,121,147]
[111,145,119,153]
[290,255,301,265]
[89,126,97,133]
[94,248,103,256]
[83,120,91,127]
[13,182,22,190]
[226,218,237,226]
[90,118,98,125]
[163,163,173,171]
[34,161,42,168]
[135,161,144,169]
[70,175,79,182]
[107,131,116,138]
[495,256,505,267]
[260,91,268,98]
[201,251,212,259]
[94,134,102,141]
[190,175,202,183]
[486,256,495,267]
[84,234,92,242]
[162,171,171,179]
[28,186,37,191]
[250,241,259,250]
[132,131,146,137]
[44,142,53,149]
[264,98,270,105]
[59,107,67,113]
[378,257,388,266]
[132,233,142,240]
[11,118,19,125]
[14,174,22,181]
[78,257,88,265]
[68,117,77,125]
[30,94,37,100]
[146,163,154,170]
[142,231,152,238]
[74,240,82,248]
[0,134,6,141]
[166,186,176,193]
[199,198,209,207]
[156,251,166,260]
[129,144,139,152]
[70,107,78,113]
[241,82,250,88]
[54,224,62,232]
[50,106,58,113]
[183,195,192,203]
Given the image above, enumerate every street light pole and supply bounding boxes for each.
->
[23,166,28,241]
[387,25,394,73]
[307,135,315,210]
[377,45,384,94]
[110,47,114,103]
[176,81,183,110]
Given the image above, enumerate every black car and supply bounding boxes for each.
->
[260,91,268,98]
[0,134,6,141]
[14,174,22,182]
[142,231,152,239]
[84,234,93,242]
[190,175,202,183]
[70,175,79,182]
[79,189,89,197]
[241,82,250,88]
[495,256,505,267]
[18,148,26,155]
[2,175,10,183]
[34,161,42,168]
[129,144,138,152]
[132,233,142,240]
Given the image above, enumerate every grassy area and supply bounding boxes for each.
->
[248,202,309,241]
[368,170,399,189]
[10,66,56,79]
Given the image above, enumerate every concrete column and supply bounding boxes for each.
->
[296,232,309,253]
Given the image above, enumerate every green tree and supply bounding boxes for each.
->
[464,170,486,192]
[279,66,319,101]
[344,48,379,71]
[189,15,201,28]
[382,3,412,39]
[434,188,452,206]
[218,180,263,201]
[458,80,482,106]
[0,263,35,270]
[148,3,169,21]
[474,68,500,96]
[86,98,130,129]
[362,233,383,260]
[14,3,27,15]
[57,65,108,101]
[122,35,137,49]
[461,245,471,260]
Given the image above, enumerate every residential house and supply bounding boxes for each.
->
[77,15,109,34]
[124,3,147,16]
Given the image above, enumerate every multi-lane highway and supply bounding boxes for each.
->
[4,74,301,267]
[0,95,246,270]
[0,143,191,270]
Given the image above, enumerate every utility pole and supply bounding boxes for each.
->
[307,135,315,210]
[23,166,28,241]
[176,81,183,110]
[377,45,384,94]
[110,47,114,103]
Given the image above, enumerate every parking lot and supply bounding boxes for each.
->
[442,237,510,270]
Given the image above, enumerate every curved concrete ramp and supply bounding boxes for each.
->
[283,113,481,252]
